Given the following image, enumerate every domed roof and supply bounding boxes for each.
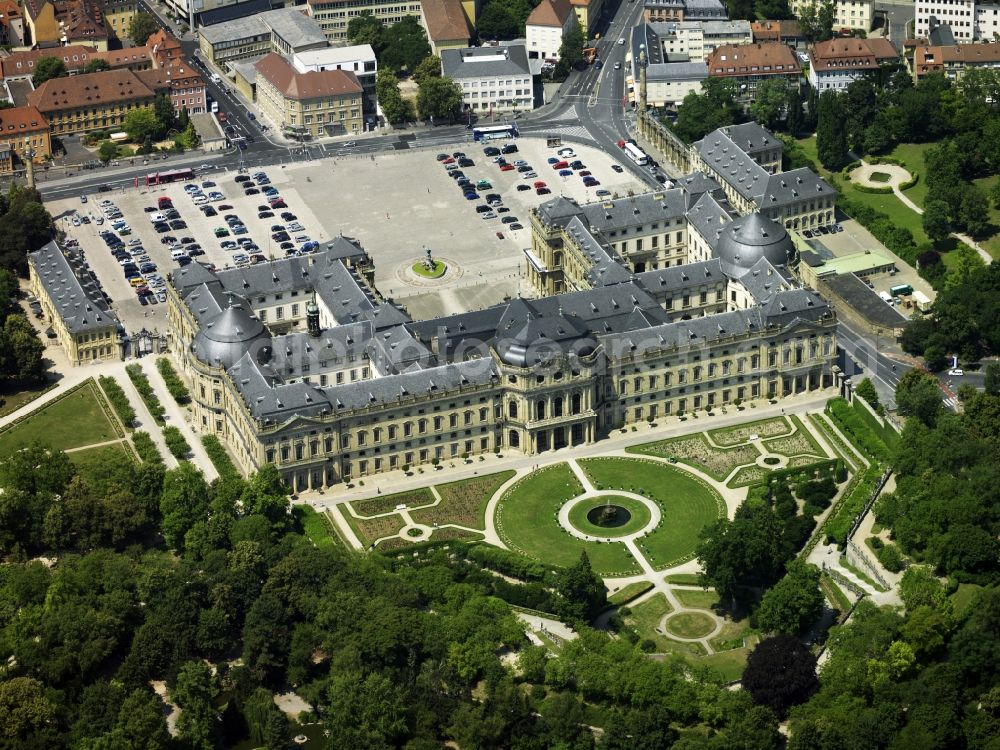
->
[716,213,795,278]
[192,300,271,370]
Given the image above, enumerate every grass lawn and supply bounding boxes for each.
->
[70,442,132,479]
[409,470,515,530]
[345,511,407,547]
[889,142,932,207]
[496,463,640,576]
[972,175,1000,259]
[294,506,341,549]
[0,381,54,418]
[609,581,654,606]
[700,648,752,683]
[567,495,653,538]
[950,583,984,617]
[349,488,434,518]
[673,587,721,610]
[664,573,702,585]
[411,260,447,279]
[579,458,723,569]
[665,611,716,638]
[869,171,892,183]
[0,380,118,454]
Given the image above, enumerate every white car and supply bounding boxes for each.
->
[948,368,964,376]
[618,38,625,45]
[614,62,621,69]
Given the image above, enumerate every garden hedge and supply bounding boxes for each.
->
[156,358,190,405]
[125,364,165,424]
[98,375,136,428]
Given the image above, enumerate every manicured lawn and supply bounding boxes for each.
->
[628,433,757,481]
[580,458,724,569]
[0,381,54,418]
[869,171,892,183]
[496,463,640,576]
[345,511,406,547]
[972,175,1000,260]
[412,260,447,279]
[950,583,984,617]
[567,495,653,538]
[673,588,721,610]
[889,142,932,207]
[294,506,341,549]
[70,442,132,478]
[664,573,702,585]
[701,648,753,683]
[609,581,654,606]
[409,470,515,530]
[0,381,118,454]
[664,611,716,639]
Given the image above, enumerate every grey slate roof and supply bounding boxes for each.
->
[441,44,531,79]
[760,168,835,209]
[646,61,709,82]
[199,8,327,49]
[29,240,118,333]
[563,216,633,288]
[696,131,771,202]
[634,259,726,296]
[718,122,779,158]
[685,191,732,248]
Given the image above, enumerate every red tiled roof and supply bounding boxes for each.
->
[254,53,362,100]
[0,105,49,135]
[420,0,471,42]
[28,68,156,112]
[707,43,801,77]
[527,0,573,28]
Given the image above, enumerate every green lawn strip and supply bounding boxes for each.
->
[820,573,853,613]
[672,588,720,610]
[411,260,447,278]
[70,442,134,477]
[609,581,654,606]
[869,171,891,183]
[349,488,435,518]
[347,511,407,547]
[428,526,483,543]
[707,416,791,446]
[664,612,716,639]
[408,469,515,530]
[567,495,652,538]
[851,399,899,450]
[664,573,702,585]
[950,583,984,617]
[889,142,932,206]
[293,506,340,549]
[0,380,119,454]
[700,648,752,683]
[496,463,640,576]
[579,457,724,569]
[808,413,863,470]
[0,381,57,418]
[627,432,757,482]
[839,555,888,592]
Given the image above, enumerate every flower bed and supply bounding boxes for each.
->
[349,488,435,518]
[709,417,791,446]
[630,434,757,481]
[410,470,515,529]
[349,512,407,546]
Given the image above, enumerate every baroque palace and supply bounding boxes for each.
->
[166,125,839,492]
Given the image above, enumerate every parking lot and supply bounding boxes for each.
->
[46,136,645,330]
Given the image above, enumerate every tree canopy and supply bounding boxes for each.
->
[31,57,67,87]
[127,13,160,45]
[379,17,431,73]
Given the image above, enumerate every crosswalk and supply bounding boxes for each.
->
[521,124,595,142]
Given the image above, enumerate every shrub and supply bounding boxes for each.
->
[854,184,894,195]
[98,375,136,427]
[125,364,165,424]
[156,357,190,405]
[868,536,884,550]
[162,425,191,459]
[876,543,904,573]
[201,434,238,478]
[131,430,163,465]
[825,398,892,464]
[465,543,554,583]
[824,466,883,547]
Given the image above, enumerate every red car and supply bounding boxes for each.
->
[500,164,515,171]
[533,181,547,189]
[442,157,455,164]
[552,160,569,169]
[269,199,287,208]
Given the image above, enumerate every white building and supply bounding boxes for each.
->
[635,61,708,106]
[792,0,873,33]
[292,45,378,113]
[440,44,534,113]
[915,0,1000,41]
[525,0,577,61]
[653,19,751,61]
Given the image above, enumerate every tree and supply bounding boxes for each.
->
[743,635,818,717]
[83,59,111,73]
[98,141,120,163]
[32,57,68,87]
[785,88,805,136]
[558,21,586,70]
[2,314,44,382]
[922,199,952,244]
[172,661,220,750]
[896,368,944,427]
[984,362,1000,395]
[417,76,464,122]
[816,90,850,170]
[412,54,442,85]
[555,551,607,622]
[124,108,161,144]
[380,17,431,73]
[750,79,788,131]
[376,69,412,125]
[176,120,200,150]
[943,244,985,291]
[853,378,880,410]
[128,13,160,45]
[672,78,739,142]
[958,184,989,237]
[756,561,824,635]
[798,0,836,42]
[476,1,519,40]
[0,676,60,747]
[347,11,384,49]
[159,462,209,550]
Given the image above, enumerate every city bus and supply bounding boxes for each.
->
[623,142,650,166]
[145,168,195,186]
[473,123,519,141]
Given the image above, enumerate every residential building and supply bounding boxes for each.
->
[705,42,801,100]
[643,0,727,24]
[254,52,362,138]
[27,67,162,134]
[0,0,27,48]
[101,0,137,40]
[420,0,473,55]
[198,8,329,67]
[637,61,708,106]
[306,0,422,41]
[807,37,900,90]
[525,0,577,61]
[167,187,837,490]
[22,0,110,50]
[570,0,604,33]
[441,44,533,114]
[148,29,206,114]
[29,241,120,365]
[913,40,1000,78]
[0,105,51,170]
[750,19,806,47]
[292,45,377,113]
[792,0,873,33]
[647,20,751,61]
[692,123,836,229]
[915,0,1000,42]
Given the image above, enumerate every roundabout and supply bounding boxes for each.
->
[410,259,447,279]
